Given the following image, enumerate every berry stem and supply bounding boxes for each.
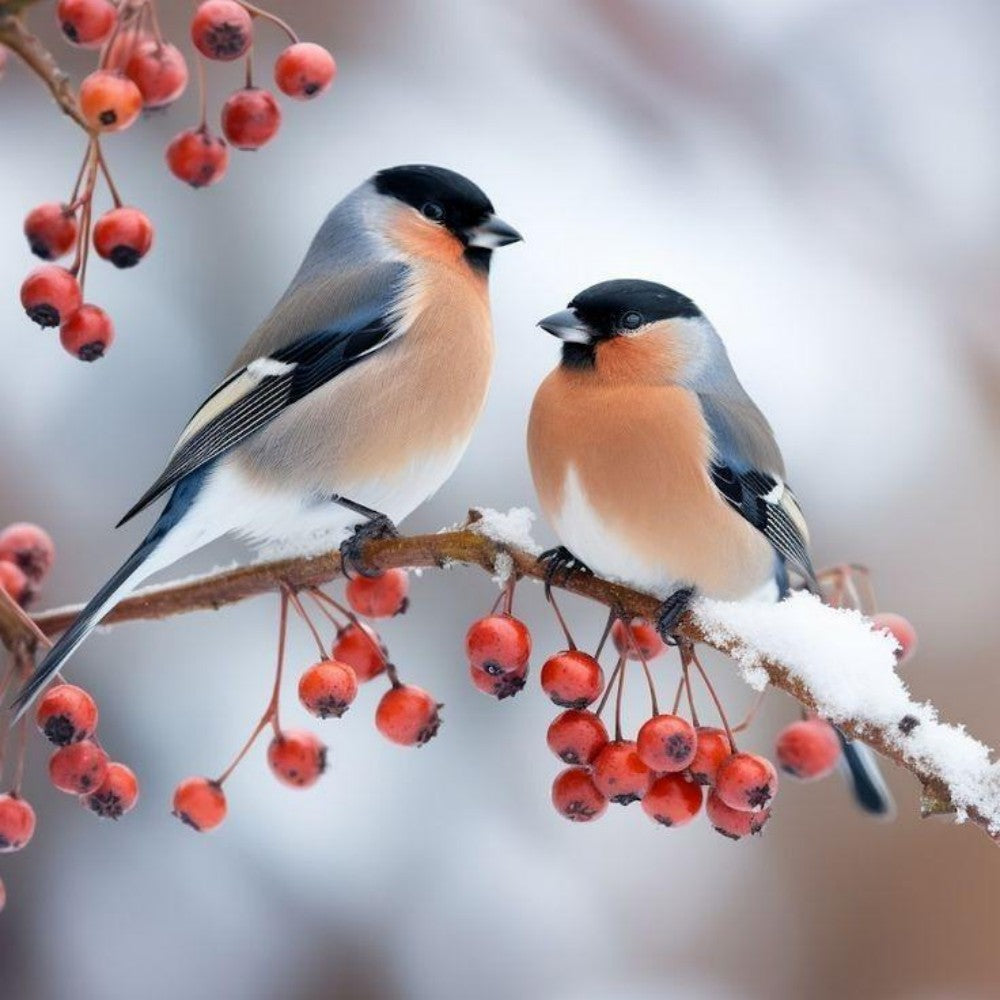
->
[502,575,515,616]
[239,1,300,44]
[286,588,328,660]
[731,688,766,734]
[0,654,16,785]
[305,589,345,631]
[594,653,624,719]
[670,673,684,714]
[621,619,659,716]
[144,0,167,48]
[681,658,699,727]
[593,607,615,660]
[613,651,626,742]
[196,53,208,130]
[686,643,736,750]
[9,646,32,795]
[95,140,123,209]
[244,47,253,89]
[308,587,388,668]
[546,587,576,650]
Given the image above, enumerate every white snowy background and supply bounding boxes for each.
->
[2,1,1000,997]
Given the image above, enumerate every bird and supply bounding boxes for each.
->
[527,278,892,815]
[11,164,521,716]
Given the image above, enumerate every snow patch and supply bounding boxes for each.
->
[469,507,542,556]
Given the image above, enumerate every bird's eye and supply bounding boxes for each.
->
[621,311,644,330]
[421,202,445,222]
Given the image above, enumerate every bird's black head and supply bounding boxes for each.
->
[538,279,702,369]
[374,165,521,270]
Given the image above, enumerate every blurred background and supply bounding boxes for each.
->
[2,1,1000,997]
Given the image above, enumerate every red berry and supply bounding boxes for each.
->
[688,726,732,785]
[611,618,666,661]
[0,522,55,584]
[871,612,918,664]
[715,752,778,812]
[125,40,188,109]
[191,0,252,61]
[706,790,771,840]
[35,683,98,746]
[79,69,142,132]
[551,766,607,822]
[221,87,282,150]
[540,650,604,708]
[642,773,703,828]
[345,569,409,618]
[83,762,139,819]
[274,42,336,100]
[636,714,698,773]
[267,729,327,788]
[466,614,531,675]
[57,0,116,48]
[591,740,653,805]
[166,127,229,188]
[0,794,36,853]
[546,709,608,765]
[49,739,109,794]
[332,622,386,682]
[775,718,841,781]
[375,685,442,747]
[60,304,114,362]
[298,659,359,718]
[93,206,153,268]
[172,776,226,831]
[0,561,29,605]
[20,265,82,328]
[24,202,78,260]
[468,660,527,699]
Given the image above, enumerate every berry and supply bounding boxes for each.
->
[24,202,77,260]
[546,709,608,765]
[705,791,771,840]
[60,304,114,362]
[20,265,81,328]
[84,762,139,819]
[611,618,665,661]
[93,206,153,268]
[345,569,409,618]
[0,561,29,605]
[36,683,98,746]
[79,70,142,132]
[172,777,226,831]
[551,767,607,822]
[298,659,359,718]
[49,739,109,794]
[642,773,703,828]
[688,726,732,785]
[57,0,116,48]
[332,622,386,681]
[591,740,653,805]
[274,42,337,100]
[166,127,229,188]
[715,752,778,812]
[775,718,841,781]
[636,714,698,773]
[267,730,327,788]
[0,522,55,584]
[540,650,604,708]
[466,614,531,675]
[125,40,188,109]
[0,794,36,852]
[191,0,252,61]
[375,685,442,747]
[871,612,918,665]
[468,660,527,700]
[221,87,282,150]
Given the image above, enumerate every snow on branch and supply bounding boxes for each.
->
[0,508,995,844]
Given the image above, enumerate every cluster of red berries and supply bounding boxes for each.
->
[14,1,335,362]
[170,569,438,834]
[0,521,55,608]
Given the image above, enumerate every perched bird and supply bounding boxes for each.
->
[527,279,891,815]
[12,164,521,715]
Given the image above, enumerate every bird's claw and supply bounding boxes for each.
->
[538,546,593,595]
[339,514,398,579]
[655,586,695,644]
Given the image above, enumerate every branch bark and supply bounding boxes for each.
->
[0,515,995,845]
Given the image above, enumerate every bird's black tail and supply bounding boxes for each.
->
[838,730,894,816]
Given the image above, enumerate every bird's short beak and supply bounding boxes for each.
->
[537,309,593,343]
[467,215,523,249]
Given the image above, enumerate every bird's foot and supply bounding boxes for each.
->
[339,514,398,579]
[654,586,696,644]
[538,546,593,594]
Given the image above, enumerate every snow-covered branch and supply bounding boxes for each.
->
[0,508,996,844]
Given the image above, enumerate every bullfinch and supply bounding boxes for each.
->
[527,279,891,815]
[12,164,521,715]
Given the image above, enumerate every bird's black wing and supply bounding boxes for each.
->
[116,316,398,527]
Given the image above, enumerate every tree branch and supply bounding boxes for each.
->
[0,511,996,845]
[0,4,91,131]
